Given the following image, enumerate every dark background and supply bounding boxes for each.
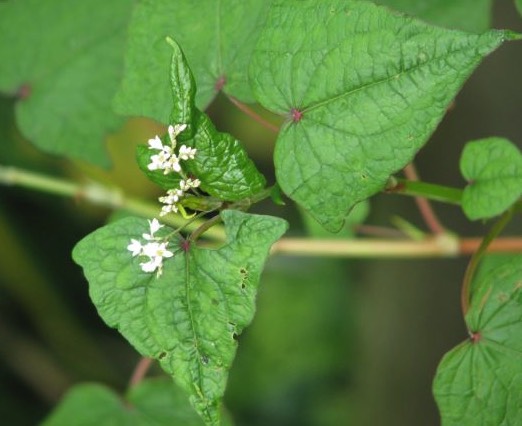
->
[1,1,521,425]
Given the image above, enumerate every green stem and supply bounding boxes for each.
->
[0,165,226,240]
[460,208,514,317]
[386,177,463,205]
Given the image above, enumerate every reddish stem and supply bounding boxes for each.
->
[403,163,445,234]
[128,357,153,388]
[225,94,280,133]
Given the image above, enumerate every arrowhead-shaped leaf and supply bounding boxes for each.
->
[43,379,205,426]
[72,211,288,425]
[114,0,271,123]
[0,0,133,167]
[460,137,522,220]
[250,0,513,231]
[433,256,522,425]
[375,0,493,33]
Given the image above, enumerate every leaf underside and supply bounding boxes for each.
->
[72,211,288,425]
[433,257,522,425]
[0,0,133,167]
[250,0,509,231]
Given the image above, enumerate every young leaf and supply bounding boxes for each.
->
[0,0,133,167]
[375,0,493,33]
[250,0,515,232]
[433,256,522,425]
[72,211,288,425]
[187,111,268,201]
[460,137,522,220]
[42,379,205,426]
[113,0,271,123]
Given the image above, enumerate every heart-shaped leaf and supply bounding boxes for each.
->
[460,137,522,220]
[42,379,205,426]
[114,0,271,123]
[0,0,133,167]
[250,0,514,231]
[73,211,288,425]
[433,256,522,425]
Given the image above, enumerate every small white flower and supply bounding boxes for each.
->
[140,257,162,273]
[148,135,164,150]
[160,203,179,216]
[143,218,163,240]
[127,239,143,256]
[179,178,200,191]
[163,155,181,174]
[178,145,197,160]
[148,149,171,171]
[168,124,187,144]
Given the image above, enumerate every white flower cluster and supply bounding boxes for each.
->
[147,124,201,217]
[147,124,196,174]
[127,219,173,276]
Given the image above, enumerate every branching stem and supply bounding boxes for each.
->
[400,164,450,234]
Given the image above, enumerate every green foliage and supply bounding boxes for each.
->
[460,137,522,220]
[433,256,522,425]
[113,0,271,123]
[517,0,522,16]
[375,0,492,33]
[72,212,288,425]
[0,0,133,167]
[43,379,204,426]
[136,39,267,201]
[250,0,509,232]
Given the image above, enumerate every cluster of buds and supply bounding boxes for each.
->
[147,124,201,217]
[127,219,173,276]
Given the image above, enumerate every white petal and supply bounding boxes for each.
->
[127,239,143,256]
[149,218,162,234]
[148,135,163,150]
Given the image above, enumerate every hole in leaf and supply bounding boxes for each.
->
[232,333,239,341]
[158,352,167,360]
[200,355,209,365]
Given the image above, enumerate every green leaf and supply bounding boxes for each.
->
[187,111,267,201]
[250,0,512,231]
[460,137,522,220]
[114,0,271,123]
[42,378,205,426]
[433,256,522,425]
[375,0,493,33]
[137,38,267,201]
[72,211,288,425]
[517,0,522,17]
[0,0,133,167]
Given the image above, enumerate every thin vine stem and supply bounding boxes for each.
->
[2,165,521,258]
[401,164,449,234]
[128,357,153,389]
[460,208,514,317]
[386,177,463,205]
[224,94,280,133]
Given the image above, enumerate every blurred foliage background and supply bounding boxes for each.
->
[1,1,522,425]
